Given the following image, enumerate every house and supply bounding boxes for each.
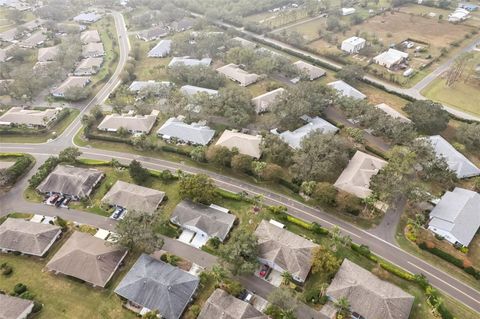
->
[448,8,470,22]
[171,17,195,32]
[157,117,215,146]
[0,27,18,42]
[101,180,165,214]
[73,12,102,24]
[327,80,366,100]
[46,231,127,287]
[215,130,262,158]
[0,19,44,42]
[341,36,366,54]
[321,259,414,319]
[252,88,284,114]
[216,63,259,86]
[459,3,478,11]
[36,165,104,199]
[374,103,411,123]
[57,23,85,34]
[198,289,269,319]
[333,151,387,199]
[136,26,169,41]
[278,116,339,149]
[423,135,480,178]
[293,60,326,80]
[37,46,59,62]
[74,57,103,76]
[0,0,31,11]
[82,42,105,58]
[97,110,159,134]
[0,107,61,128]
[128,80,172,93]
[0,294,34,319]
[114,253,199,319]
[19,30,46,48]
[180,85,218,97]
[341,7,356,16]
[373,48,409,69]
[0,218,61,256]
[170,200,236,248]
[231,36,256,49]
[168,57,212,67]
[80,30,101,44]
[147,39,172,58]
[254,220,318,283]
[51,76,91,98]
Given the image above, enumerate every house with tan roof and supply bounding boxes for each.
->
[0,294,34,319]
[80,30,101,44]
[215,130,262,158]
[198,289,268,319]
[82,42,105,58]
[251,88,284,114]
[0,106,61,128]
[38,45,59,62]
[51,76,91,98]
[46,231,127,287]
[74,57,103,76]
[216,63,259,86]
[333,150,387,199]
[97,110,158,134]
[19,30,46,48]
[293,60,326,80]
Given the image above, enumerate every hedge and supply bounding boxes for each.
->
[379,261,415,281]
[364,145,388,160]
[160,145,190,156]
[279,178,300,193]
[286,215,313,230]
[0,153,24,158]
[75,158,111,166]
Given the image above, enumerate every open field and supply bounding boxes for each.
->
[130,36,171,81]
[400,3,480,28]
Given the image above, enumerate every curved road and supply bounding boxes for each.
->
[1,10,479,316]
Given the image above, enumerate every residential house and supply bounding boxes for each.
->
[0,218,61,256]
[157,116,215,146]
[73,12,102,24]
[216,63,259,86]
[128,80,172,93]
[0,27,18,42]
[252,88,284,114]
[46,231,127,287]
[74,57,103,76]
[428,187,480,247]
[82,42,105,58]
[114,253,199,319]
[449,8,470,22]
[423,135,480,178]
[231,36,256,49]
[327,80,366,100]
[0,107,61,128]
[51,76,91,98]
[215,130,262,158]
[277,116,339,149]
[180,85,218,97]
[97,110,159,134]
[101,180,166,214]
[0,0,31,11]
[170,200,236,248]
[341,7,356,16]
[0,294,34,319]
[374,103,411,123]
[168,56,212,67]
[373,48,409,69]
[147,39,172,58]
[459,3,478,11]
[341,36,366,54]
[136,26,169,41]
[80,30,101,44]
[37,45,59,62]
[198,289,269,319]
[36,165,104,199]
[321,259,414,319]
[171,17,195,32]
[254,220,318,283]
[19,30,46,48]
[333,151,387,199]
[293,60,326,80]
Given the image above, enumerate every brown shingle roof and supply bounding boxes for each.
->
[198,289,268,319]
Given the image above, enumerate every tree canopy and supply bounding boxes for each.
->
[404,100,450,135]
[179,173,217,204]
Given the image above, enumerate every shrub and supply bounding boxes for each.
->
[311,222,329,235]
[13,283,27,295]
[32,301,43,313]
[304,288,321,304]
[379,262,415,281]
[189,304,201,317]
[319,295,329,305]
[1,263,12,276]
[464,267,480,280]
[286,215,313,230]
[418,242,464,268]
[19,291,35,300]
[351,243,371,258]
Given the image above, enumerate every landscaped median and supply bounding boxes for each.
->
[0,153,35,192]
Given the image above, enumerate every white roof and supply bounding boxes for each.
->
[293,60,326,80]
[97,110,158,133]
[429,188,480,246]
[279,116,339,149]
[251,88,284,113]
[216,130,262,158]
[180,85,218,97]
[328,80,366,100]
[334,150,387,198]
[128,80,171,92]
[216,63,259,86]
[73,12,102,23]
[374,103,411,123]
[168,57,212,67]
[423,135,480,178]
[374,49,408,67]
[147,39,172,57]
[342,36,366,46]
[94,229,110,240]
[157,117,215,145]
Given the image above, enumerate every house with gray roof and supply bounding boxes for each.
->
[115,253,199,319]
[73,12,102,24]
[321,259,414,319]
[136,26,169,41]
[428,187,480,247]
[38,45,59,62]
[216,63,259,87]
[328,80,366,100]
[74,57,103,76]
[81,30,101,44]
[82,42,104,58]
[171,200,236,248]
[147,39,171,58]
[36,165,104,199]
[375,103,411,123]
[0,218,61,256]
[254,220,318,283]
[180,85,218,97]
[252,88,284,114]
[198,289,268,319]
[168,57,212,67]
[157,117,215,146]
[0,294,34,319]
[128,80,172,93]
[0,106,61,128]
[278,116,339,149]
[98,110,158,134]
[51,76,91,98]
[101,180,165,214]
[423,135,480,178]
[19,30,46,48]
[293,60,326,80]
[46,231,127,287]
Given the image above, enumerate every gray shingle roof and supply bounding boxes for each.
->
[170,200,236,241]
[101,180,165,214]
[128,81,172,92]
[148,39,172,58]
[0,294,34,319]
[82,42,105,57]
[324,259,414,319]
[115,254,199,319]
[137,26,169,41]
[46,231,127,287]
[293,60,326,80]
[157,117,215,146]
[0,218,61,256]
[278,116,338,149]
[36,165,103,198]
[327,80,366,100]
[74,57,103,75]
[198,289,268,319]
[51,76,91,97]
[19,30,46,48]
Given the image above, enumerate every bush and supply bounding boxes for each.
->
[418,242,464,268]
[28,156,59,188]
[304,288,321,304]
[1,265,13,276]
[19,291,35,300]
[32,301,43,313]
[319,294,329,305]
[189,304,201,317]
[13,283,27,295]
[286,215,313,230]
[279,178,300,193]
[379,262,415,281]
[351,243,371,258]
[311,222,329,235]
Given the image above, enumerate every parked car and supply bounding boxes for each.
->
[259,264,269,278]
[47,194,59,205]
[55,197,65,207]
[112,207,124,219]
[62,197,71,207]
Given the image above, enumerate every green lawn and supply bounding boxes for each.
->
[130,36,171,81]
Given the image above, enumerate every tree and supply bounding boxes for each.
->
[212,87,253,127]
[63,86,92,101]
[329,226,351,252]
[337,65,365,85]
[334,297,351,318]
[114,211,164,253]
[456,122,480,151]
[311,245,341,274]
[218,228,259,275]
[404,100,449,135]
[206,145,234,167]
[446,52,474,87]
[255,162,284,181]
[129,160,149,184]
[312,182,337,206]
[261,134,293,166]
[190,146,206,162]
[267,288,299,317]
[179,173,217,204]
[231,154,253,173]
[291,132,351,182]
[142,310,159,319]
[58,147,81,163]
[167,64,225,89]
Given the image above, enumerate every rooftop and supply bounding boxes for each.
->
[0,294,34,319]
[293,60,326,80]
[0,107,60,127]
[374,103,411,123]
[215,130,262,158]
[51,76,91,96]
[251,88,284,114]
[180,85,218,97]
[97,110,158,133]
[147,39,172,58]
[216,63,259,86]
[157,117,215,145]
[168,57,212,67]
[81,30,101,43]
[278,116,339,149]
[328,80,366,100]
[38,46,59,62]
[198,289,268,319]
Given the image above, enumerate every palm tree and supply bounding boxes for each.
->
[334,297,351,318]
[282,271,293,285]
[211,265,228,285]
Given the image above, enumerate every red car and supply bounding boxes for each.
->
[259,265,269,278]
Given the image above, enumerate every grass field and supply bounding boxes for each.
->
[130,36,171,81]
